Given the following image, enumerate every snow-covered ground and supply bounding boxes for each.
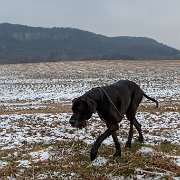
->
[0,61,179,102]
[0,112,179,150]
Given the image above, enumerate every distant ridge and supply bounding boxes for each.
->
[0,23,180,64]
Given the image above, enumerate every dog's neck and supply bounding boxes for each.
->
[83,87,103,110]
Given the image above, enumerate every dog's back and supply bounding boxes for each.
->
[102,80,141,99]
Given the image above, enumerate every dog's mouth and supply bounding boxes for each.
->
[76,120,87,129]
[69,119,87,129]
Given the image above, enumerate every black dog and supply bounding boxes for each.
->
[69,80,158,161]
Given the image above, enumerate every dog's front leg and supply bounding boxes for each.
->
[112,132,121,157]
[90,124,119,161]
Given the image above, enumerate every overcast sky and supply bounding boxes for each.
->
[0,0,180,50]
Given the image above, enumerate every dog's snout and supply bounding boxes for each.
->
[69,118,76,127]
[69,118,75,124]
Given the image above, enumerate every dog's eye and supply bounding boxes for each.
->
[72,107,80,113]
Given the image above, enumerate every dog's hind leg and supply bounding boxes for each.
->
[133,118,144,143]
[125,117,144,148]
[125,90,144,148]
[125,117,134,148]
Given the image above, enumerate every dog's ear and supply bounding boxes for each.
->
[87,98,97,113]
[72,98,77,104]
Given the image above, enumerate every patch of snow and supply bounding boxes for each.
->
[175,158,180,166]
[139,147,154,153]
[29,149,50,162]
[92,156,107,166]
[17,160,31,168]
[0,160,8,168]
[37,172,80,180]
[134,168,175,180]
[166,155,180,166]
[108,175,129,180]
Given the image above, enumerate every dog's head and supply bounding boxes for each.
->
[69,96,97,129]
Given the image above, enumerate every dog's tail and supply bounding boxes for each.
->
[143,92,158,108]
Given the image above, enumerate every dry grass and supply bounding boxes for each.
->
[0,141,179,179]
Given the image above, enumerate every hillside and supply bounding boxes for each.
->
[0,23,180,64]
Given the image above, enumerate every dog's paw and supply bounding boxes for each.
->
[138,136,144,143]
[90,148,98,161]
[113,151,121,157]
[125,141,131,148]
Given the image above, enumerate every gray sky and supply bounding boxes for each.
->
[1,0,180,50]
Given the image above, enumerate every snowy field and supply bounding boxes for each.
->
[0,60,179,179]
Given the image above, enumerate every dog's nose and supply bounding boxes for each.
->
[69,118,76,126]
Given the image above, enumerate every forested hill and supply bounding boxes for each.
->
[0,23,180,64]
